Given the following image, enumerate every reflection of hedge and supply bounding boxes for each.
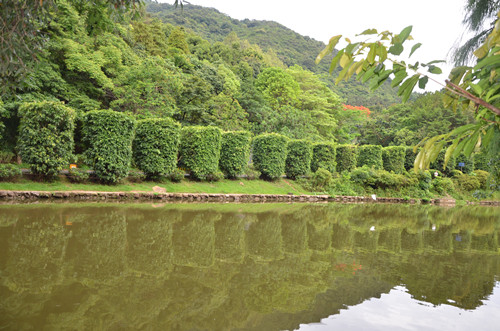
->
[215,214,245,262]
[219,131,251,178]
[179,126,222,180]
[17,101,76,179]
[307,222,333,251]
[252,133,288,180]
[133,118,180,179]
[285,139,312,179]
[83,110,136,184]
[281,216,307,253]
[311,143,336,173]
[172,212,216,267]
[336,145,357,173]
[332,224,354,250]
[382,146,406,174]
[357,145,382,169]
[246,213,283,261]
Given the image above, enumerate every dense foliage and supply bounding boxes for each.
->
[219,131,251,178]
[133,118,181,179]
[382,146,406,174]
[357,145,383,170]
[17,101,75,179]
[179,126,222,180]
[336,145,358,173]
[83,110,136,184]
[252,133,288,180]
[285,139,312,179]
[311,143,336,173]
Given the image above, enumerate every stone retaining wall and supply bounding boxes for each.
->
[0,190,498,205]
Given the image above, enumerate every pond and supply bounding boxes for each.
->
[0,203,499,330]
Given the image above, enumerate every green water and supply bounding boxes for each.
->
[0,203,499,330]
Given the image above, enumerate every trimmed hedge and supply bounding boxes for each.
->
[357,145,383,169]
[285,139,312,179]
[311,143,336,173]
[336,145,357,173]
[133,118,181,179]
[404,147,416,171]
[382,146,406,173]
[179,126,222,180]
[219,131,251,179]
[252,133,288,180]
[17,101,76,179]
[83,110,136,184]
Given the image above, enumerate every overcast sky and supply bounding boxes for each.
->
[163,0,471,90]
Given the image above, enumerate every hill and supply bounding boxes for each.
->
[146,2,402,110]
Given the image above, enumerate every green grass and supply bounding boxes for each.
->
[0,177,311,195]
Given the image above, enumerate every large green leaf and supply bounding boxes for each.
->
[409,43,422,57]
[398,26,413,43]
[316,35,342,64]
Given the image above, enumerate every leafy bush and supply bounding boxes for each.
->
[382,146,406,173]
[219,131,251,179]
[244,165,261,180]
[206,170,225,182]
[404,147,417,171]
[311,168,332,191]
[133,118,181,179]
[455,174,481,192]
[252,133,288,180]
[431,177,455,195]
[0,151,15,164]
[285,139,312,179]
[473,150,489,171]
[357,145,383,169]
[350,166,414,190]
[169,168,185,183]
[66,168,89,183]
[455,153,474,174]
[336,145,357,173]
[83,110,136,184]
[472,170,489,190]
[0,164,21,181]
[17,101,76,179]
[179,126,222,181]
[128,170,146,183]
[412,170,432,191]
[311,143,336,173]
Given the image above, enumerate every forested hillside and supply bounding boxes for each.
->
[146,1,402,110]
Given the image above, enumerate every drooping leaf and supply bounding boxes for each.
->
[418,76,428,89]
[391,70,408,87]
[358,28,378,35]
[388,43,404,55]
[316,35,342,64]
[398,26,413,43]
[428,65,442,74]
[409,43,422,57]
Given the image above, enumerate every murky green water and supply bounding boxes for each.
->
[0,203,499,330]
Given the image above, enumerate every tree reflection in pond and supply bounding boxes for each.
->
[0,203,499,330]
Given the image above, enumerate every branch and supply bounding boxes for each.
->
[445,80,500,116]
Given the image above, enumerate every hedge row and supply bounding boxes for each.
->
[252,133,288,180]
[285,139,312,179]
[220,131,252,179]
[311,143,336,173]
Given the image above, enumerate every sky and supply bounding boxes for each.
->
[163,0,471,91]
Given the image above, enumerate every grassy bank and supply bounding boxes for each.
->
[0,177,310,195]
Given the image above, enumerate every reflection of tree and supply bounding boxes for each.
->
[378,228,401,253]
[281,214,308,254]
[246,213,283,262]
[332,223,354,250]
[307,221,333,252]
[126,210,176,276]
[423,226,453,253]
[172,211,218,267]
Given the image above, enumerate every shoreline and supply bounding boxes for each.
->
[1,190,499,206]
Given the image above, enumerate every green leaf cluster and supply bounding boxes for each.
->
[382,146,406,174]
[133,118,181,179]
[17,101,76,179]
[219,131,251,179]
[335,145,358,173]
[357,145,383,170]
[252,133,288,180]
[285,139,312,179]
[83,110,136,184]
[179,126,222,180]
[311,143,336,173]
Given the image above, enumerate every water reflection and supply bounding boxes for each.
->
[0,203,499,330]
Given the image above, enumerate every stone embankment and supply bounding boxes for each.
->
[0,190,498,205]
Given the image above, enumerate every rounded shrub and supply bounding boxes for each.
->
[382,146,406,174]
[179,126,222,181]
[17,101,76,179]
[311,168,332,191]
[0,164,21,181]
[133,118,181,179]
[336,145,357,173]
[473,170,490,189]
[311,143,336,173]
[285,139,312,179]
[83,110,136,184]
[219,131,251,179]
[252,133,288,180]
[357,145,383,169]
